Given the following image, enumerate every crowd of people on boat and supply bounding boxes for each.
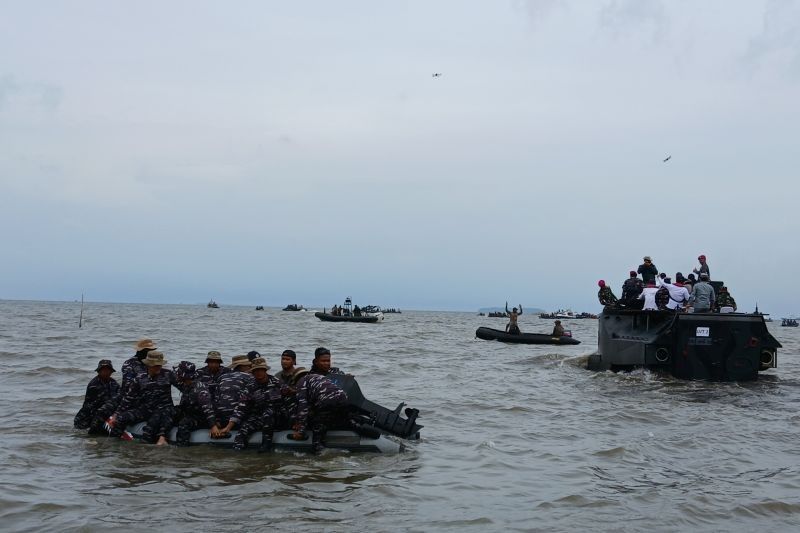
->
[73,339,351,453]
[597,254,737,312]
[329,304,363,317]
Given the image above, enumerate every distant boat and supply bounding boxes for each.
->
[207,300,219,309]
[781,318,798,327]
[476,327,580,345]
[318,297,384,323]
[282,304,305,311]
[255,306,265,311]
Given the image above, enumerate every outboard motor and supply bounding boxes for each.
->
[327,374,423,439]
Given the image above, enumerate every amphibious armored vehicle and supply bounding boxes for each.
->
[589,307,781,381]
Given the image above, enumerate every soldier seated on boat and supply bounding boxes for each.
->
[353,305,362,317]
[310,347,345,376]
[173,361,217,446]
[224,358,286,452]
[551,320,565,337]
[105,351,179,445]
[196,351,231,402]
[597,280,619,308]
[211,355,255,438]
[74,359,120,434]
[290,368,350,453]
[505,302,523,335]
[275,350,306,385]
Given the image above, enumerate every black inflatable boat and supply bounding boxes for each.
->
[315,312,382,323]
[476,326,581,345]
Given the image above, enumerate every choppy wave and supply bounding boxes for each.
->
[0,300,799,531]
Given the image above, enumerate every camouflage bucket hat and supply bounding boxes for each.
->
[250,357,269,371]
[291,369,310,385]
[229,354,252,369]
[95,359,116,372]
[206,350,223,362]
[174,361,197,380]
[143,351,167,367]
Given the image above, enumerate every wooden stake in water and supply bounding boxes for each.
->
[79,293,84,328]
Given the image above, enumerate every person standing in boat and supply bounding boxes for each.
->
[551,320,565,337]
[637,256,659,285]
[505,302,523,335]
[693,254,710,280]
[660,277,691,311]
[173,361,217,447]
[74,359,120,434]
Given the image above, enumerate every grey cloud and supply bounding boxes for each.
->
[744,0,800,76]
[598,0,668,44]
[515,0,568,25]
[0,74,63,113]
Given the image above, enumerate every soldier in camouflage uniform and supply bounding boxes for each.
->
[274,350,306,430]
[222,358,287,452]
[715,286,737,312]
[121,338,157,394]
[196,350,231,403]
[74,359,121,434]
[597,280,619,308]
[290,368,349,453]
[211,355,255,438]
[173,361,217,446]
[107,351,179,445]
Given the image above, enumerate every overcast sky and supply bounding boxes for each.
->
[1,1,798,313]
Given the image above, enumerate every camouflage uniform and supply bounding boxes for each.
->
[309,366,345,377]
[294,373,349,435]
[214,371,255,427]
[231,375,286,450]
[196,365,231,402]
[598,287,619,307]
[621,278,644,305]
[120,356,146,391]
[112,369,179,443]
[655,286,670,310]
[716,290,737,311]
[175,380,216,446]
[74,376,120,433]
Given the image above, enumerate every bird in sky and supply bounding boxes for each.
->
[663,155,672,162]
[432,73,442,78]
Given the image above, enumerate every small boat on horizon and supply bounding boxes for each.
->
[283,304,305,311]
[207,299,219,309]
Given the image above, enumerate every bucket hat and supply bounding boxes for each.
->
[250,357,269,371]
[229,354,252,370]
[95,359,116,372]
[206,350,223,362]
[135,338,157,351]
[143,351,166,367]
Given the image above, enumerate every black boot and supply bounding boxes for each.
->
[258,429,273,453]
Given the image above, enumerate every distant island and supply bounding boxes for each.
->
[478,306,545,314]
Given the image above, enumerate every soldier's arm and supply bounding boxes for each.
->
[197,385,217,427]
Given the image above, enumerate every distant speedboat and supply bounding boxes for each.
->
[282,304,305,312]
[255,306,265,311]
[781,318,798,327]
[207,300,219,309]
